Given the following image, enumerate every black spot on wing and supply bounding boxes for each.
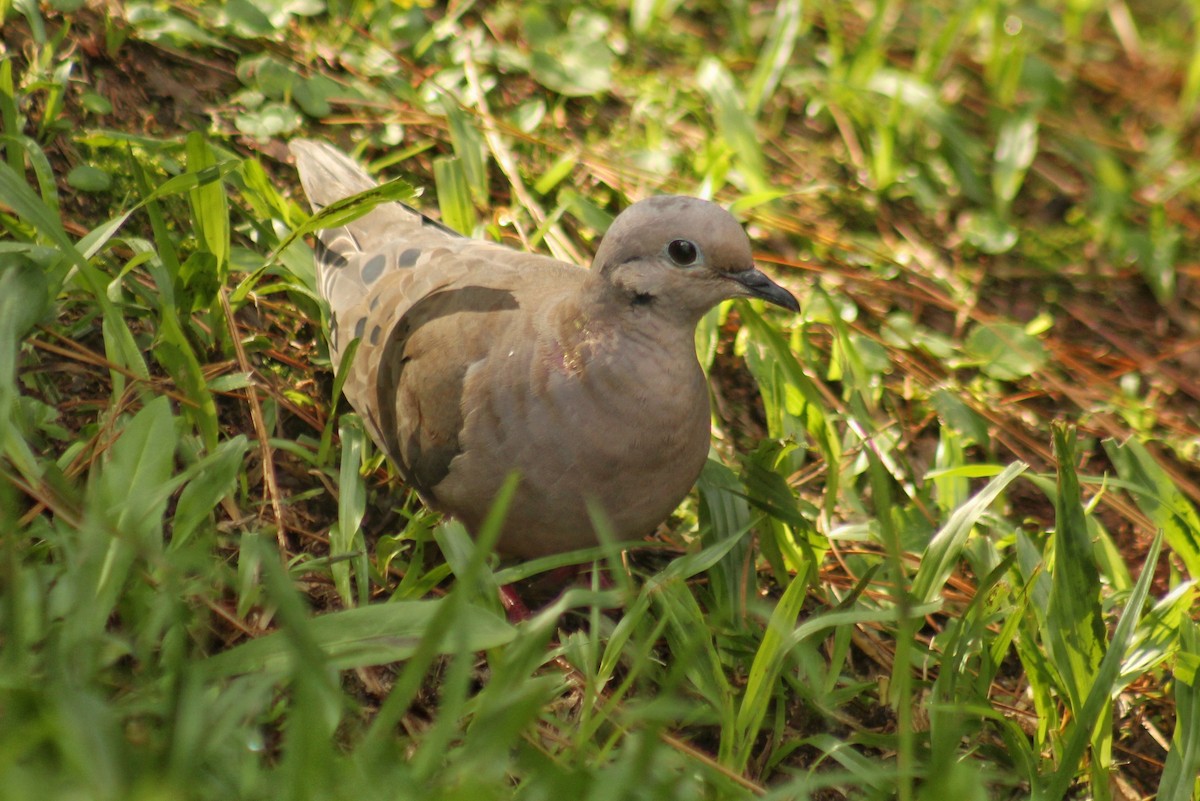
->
[398,247,421,267]
[375,285,520,498]
[378,199,464,239]
[315,239,349,269]
[418,210,465,237]
[361,254,386,284]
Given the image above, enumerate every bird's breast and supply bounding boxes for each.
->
[434,326,712,554]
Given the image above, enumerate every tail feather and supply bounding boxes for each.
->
[290,139,467,365]
[289,139,375,210]
[290,139,433,256]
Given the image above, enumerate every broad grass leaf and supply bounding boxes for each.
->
[332,416,368,607]
[629,0,684,36]
[205,599,515,677]
[66,164,111,193]
[523,8,614,97]
[433,156,477,235]
[442,98,489,206]
[1041,426,1110,787]
[270,175,416,266]
[235,102,302,141]
[738,305,841,507]
[1157,620,1200,801]
[696,458,753,617]
[0,60,26,173]
[1120,581,1198,685]
[219,0,275,36]
[0,261,51,482]
[97,396,177,546]
[958,210,1019,254]
[317,338,360,466]
[437,475,520,608]
[965,321,1046,380]
[734,570,807,769]
[2,134,60,214]
[171,435,249,548]
[745,0,804,114]
[913,462,1026,604]
[145,160,242,202]
[294,73,343,118]
[206,372,254,392]
[0,259,50,347]
[1045,427,1106,711]
[695,303,723,372]
[235,53,297,99]
[1040,530,1163,801]
[149,267,223,452]
[102,2,225,57]
[1103,437,1200,579]
[532,149,577,196]
[653,578,735,747]
[0,159,87,296]
[696,58,769,194]
[186,133,230,278]
[740,440,824,583]
[596,535,749,688]
[575,538,745,697]
[993,113,1039,212]
[794,733,893,792]
[930,389,990,447]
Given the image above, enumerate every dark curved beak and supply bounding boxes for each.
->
[730,268,800,312]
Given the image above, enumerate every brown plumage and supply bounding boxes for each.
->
[291,139,798,558]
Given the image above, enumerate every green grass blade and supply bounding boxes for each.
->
[441,96,489,206]
[271,175,416,264]
[0,160,150,387]
[696,457,754,619]
[0,58,25,173]
[0,261,51,484]
[97,395,177,547]
[331,415,367,607]
[696,57,769,194]
[912,461,1026,603]
[129,157,222,450]
[734,570,807,769]
[170,435,248,548]
[1103,437,1200,578]
[204,598,515,677]
[185,132,230,278]
[1039,529,1163,801]
[1157,620,1200,801]
[1045,426,1107,713]
[433,155,478,235]
[317,337,359,467]
[746,0,804,115]
[992,112,1039,216]
[738,304,841,509]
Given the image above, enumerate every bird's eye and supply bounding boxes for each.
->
[666,239,699,266]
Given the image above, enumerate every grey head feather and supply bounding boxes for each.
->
[593,196,755,275]
[591,195,799,316]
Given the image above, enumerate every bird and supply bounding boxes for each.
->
[290,139,799,560]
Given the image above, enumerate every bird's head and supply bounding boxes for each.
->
[591,196,799,323]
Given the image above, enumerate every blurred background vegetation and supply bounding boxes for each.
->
[1,0,1199,798]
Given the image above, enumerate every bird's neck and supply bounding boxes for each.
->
[578,269,703,333]
[546,275,700,374]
